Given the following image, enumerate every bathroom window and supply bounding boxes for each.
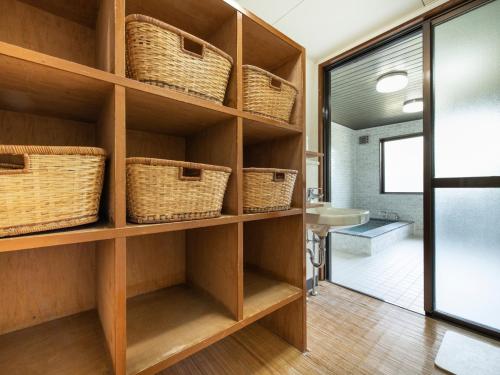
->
[380,134,423,194]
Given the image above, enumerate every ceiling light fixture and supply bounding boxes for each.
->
[376,71,408,93]
[403,98,424,113]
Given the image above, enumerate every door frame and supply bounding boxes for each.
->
[319,0,500,339]
[424,0,500,339]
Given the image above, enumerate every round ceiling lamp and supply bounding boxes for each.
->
[376,71,408,93]
[403,98,424,113]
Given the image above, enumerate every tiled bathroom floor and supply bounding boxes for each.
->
[330,237,424,314]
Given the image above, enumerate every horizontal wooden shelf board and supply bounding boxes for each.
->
[0,41,116,83]
[125,86,237,136]
[122,215,239,237]
[0,212,306,253]
[0,55,111,123]
[243,115,302,144]
[243,269,302,320]
[126,276,303,375]
[0,310,113,375]
[126,285,236,375]
[0,224,116,253]
[240,208,303,222]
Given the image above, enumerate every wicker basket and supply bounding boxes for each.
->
[127,158,231,223]
[243,65,298,123]
[126,14,233,104]
[0,145,106,238]
[243,168,297,213]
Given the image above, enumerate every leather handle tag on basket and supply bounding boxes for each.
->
[179,167,203,181]
[0,153,30,175]
[181,37,205,59]
[269,77,282,91]
[273,172,286,182]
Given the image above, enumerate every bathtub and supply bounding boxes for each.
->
[332,218,414,256]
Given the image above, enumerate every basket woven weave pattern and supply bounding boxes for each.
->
[126,16,233,104]
[243,65,297,123]
[243,169,297,213]
[0,153,105,237]
[127,162,231,223]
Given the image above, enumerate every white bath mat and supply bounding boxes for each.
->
[435,331,500,375]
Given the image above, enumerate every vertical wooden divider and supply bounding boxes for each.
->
[96,238,126,375]
[114,84,127,375]
[236,221,244,321]
[235,10,245,323]
[114,1,127,373]
[96,0,126,362]
[186,224,240,320]
[259,50,307,352]
[259,298,306,350]
[95,83,127,375]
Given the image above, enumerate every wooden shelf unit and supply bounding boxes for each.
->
[0,1,306,374]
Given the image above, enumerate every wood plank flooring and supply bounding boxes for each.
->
[159,281,497,374]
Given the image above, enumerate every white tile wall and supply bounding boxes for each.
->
[331,120,424,235]
[331,122,356,208]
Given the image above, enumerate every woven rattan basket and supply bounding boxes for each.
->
[0,145,106,238]
[243,65,298,123]
[127,158,231,223]
[126,14,233,104]
[243,168,297,213]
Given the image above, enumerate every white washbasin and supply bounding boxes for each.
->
[306,203,369,236]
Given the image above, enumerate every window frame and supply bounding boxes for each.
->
[380,132,424,195]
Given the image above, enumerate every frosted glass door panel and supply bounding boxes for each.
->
[435,188,500,331]
[433,0,500,178]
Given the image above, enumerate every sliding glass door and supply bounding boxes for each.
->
[431,0,500,333]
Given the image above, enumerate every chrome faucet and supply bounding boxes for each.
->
[378,210,399,221]
[390,212,400,221]
[307,187,323,203]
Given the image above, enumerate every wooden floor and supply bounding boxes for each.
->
[159,281,495,375]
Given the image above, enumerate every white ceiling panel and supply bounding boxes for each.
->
[237,0,423,60]
[236,0,304,25]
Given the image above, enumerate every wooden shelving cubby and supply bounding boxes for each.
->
[0,240,121,375]
[0,68,120,231]
[243,216,304,317]
[0,1,306,374]
[242,15,304,127]
[0,0,116,72]
[126,224,239,375]
[244,133,304,210]
[126,93,239,219]
[124,0,238,108]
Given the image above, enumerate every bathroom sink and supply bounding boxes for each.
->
[306,203,369,236]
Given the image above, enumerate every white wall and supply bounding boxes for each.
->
[330,120,424,236]
[305,57,318,152]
